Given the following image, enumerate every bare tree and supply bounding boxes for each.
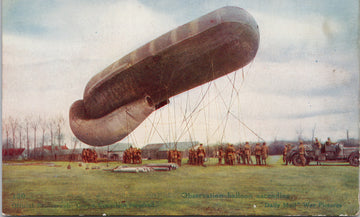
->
[18,121,23,149]
[47,118,56,160]
[70,136,80,161]
[56,115,65,147]
[9,116,18,149]
[3,118,10,149]
[31,116,40,159]
[24,117,31,159]
[39,117,48,160]
[311,124,317,143]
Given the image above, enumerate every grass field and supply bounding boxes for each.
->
[3,156,359,216]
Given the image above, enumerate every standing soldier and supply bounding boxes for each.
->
[123,149,127,163]
[244,142,251,165]
[227,144,236,165]
[125,149,130,163]
[325,137,333,146]
[135,148,142,164]
[224,144,229,165]
[236,148,241,164]
[218,146,224,165]
[129,146,134,164]
[193,147,198,165]
[314,138,321,164]
[299,141,306,166]
[172,150,177,163]
[85,148,91,163]
[188,148,193,165]
[254,143,262,165]
[177,151,182,166]
[82,149,86,163]
[93,150,98,163]
[283,144,289,165]
[197,144,206,166]
[240,145,246,165]
[261,142,269,165]
[167,150,172,163]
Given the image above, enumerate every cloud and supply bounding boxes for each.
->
[250,60,355,96]
[253,11,349,63]
[3,0,178,116]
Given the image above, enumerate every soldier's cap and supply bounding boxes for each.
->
[245,142,249,144]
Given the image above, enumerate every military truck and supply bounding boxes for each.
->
[286,143,359,166]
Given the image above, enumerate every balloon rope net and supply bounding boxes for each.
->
[138,59,262,148]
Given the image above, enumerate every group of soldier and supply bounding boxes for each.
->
[217,142,269,166]
[167,150,182,166]
[123,146,142,164]
[188,143,206,166]
[282,137,335,166]
[82,148,98,163]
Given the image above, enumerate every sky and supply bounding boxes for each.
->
[2,0,359,148]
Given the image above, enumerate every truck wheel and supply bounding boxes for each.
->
[349,152,359,167]
[292,154,302,166]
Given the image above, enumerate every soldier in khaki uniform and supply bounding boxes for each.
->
[218,146,224,165]
[93,149,98,163]
[177,151,182,166]
[240,145,246,165]
[236,149,241,164]
[283,144,290,165]
[314,138,321,163]
[171,150,177,163]
[123,149,129,163]
[167,150,172,163]
[254,143,262,165]
[188,148,194,165]
[244,142,251,165]
[129,146,135,164]
[197,144,206,166]
[227,144,236,165]
[261,142,269,165]
[299,141,306,166]
[325,137,333,146]
[137,148,142,164]
[193,147,198,165]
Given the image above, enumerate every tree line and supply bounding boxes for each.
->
[2,115,69,158]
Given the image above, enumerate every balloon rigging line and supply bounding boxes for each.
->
[175,98,201,144]
[147,115,170,147]
[132,59,255,147]
[219,71,238,144]
[229,111,265,142]
[175,81,214,144]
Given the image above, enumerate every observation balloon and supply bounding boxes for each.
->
[69,6,260,146]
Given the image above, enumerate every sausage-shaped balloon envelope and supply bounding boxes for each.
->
[70,6,260,146]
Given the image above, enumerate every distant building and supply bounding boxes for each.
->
[54,149,83,161]
[2,148,26,160]
[29,145,70,160]
[95,143,133,161]
[142,141,199,159]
